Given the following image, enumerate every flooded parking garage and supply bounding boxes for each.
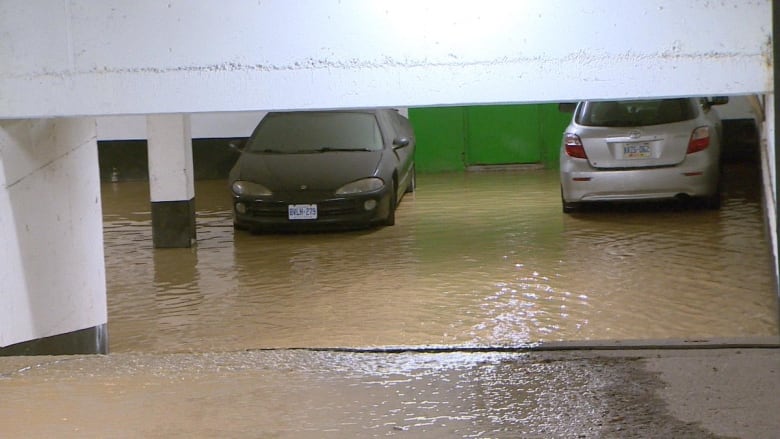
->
[2,161,779,438]
[101,162,778,353]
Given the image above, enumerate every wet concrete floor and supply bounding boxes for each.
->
[2,162,779,438]
[1,347,778,438]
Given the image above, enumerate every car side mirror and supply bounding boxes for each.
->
[558,102,577,113]
[228,139,247,153]
[393,137,410,148]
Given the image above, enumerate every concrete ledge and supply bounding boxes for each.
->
[465,163,546,172]
[267,337,780,354]
[520,336,780,351]
[0,324,108,356]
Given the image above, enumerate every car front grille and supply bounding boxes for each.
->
[245,198,363,218]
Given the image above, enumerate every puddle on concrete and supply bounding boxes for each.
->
[102,163,778,353]
[0,350,730,438]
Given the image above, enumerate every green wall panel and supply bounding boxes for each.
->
[408,106,466,173]
[408,104,572,173]
[465,105,541,166]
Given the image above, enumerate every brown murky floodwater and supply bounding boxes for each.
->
[101,163,778,354]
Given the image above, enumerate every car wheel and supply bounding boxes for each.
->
[384,182,397,226]
[405,165,416,194]
[701,176,723,210]
[704,192,722,210]
[562,201,580,214]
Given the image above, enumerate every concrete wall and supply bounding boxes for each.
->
[764,96,777,282]
[96,112,266,140]
[0,118,107,348]
[0,1,771,119]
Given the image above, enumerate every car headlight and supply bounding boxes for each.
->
[232,180,272,196]
[335,177,384,195]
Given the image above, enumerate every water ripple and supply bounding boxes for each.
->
[102,165,779,353]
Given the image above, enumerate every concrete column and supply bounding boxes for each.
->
[774,0,780,297]
[0,118,108,355]
[147,114,196,248]
[768,94,778,294]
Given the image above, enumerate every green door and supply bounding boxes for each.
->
[465,105,541,166]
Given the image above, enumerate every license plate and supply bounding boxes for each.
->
[623,142,652,159]
[288,204,317,220]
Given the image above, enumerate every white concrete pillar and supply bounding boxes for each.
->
[147,114,196,248]
[0,117,108,355]
[769,93,778,287]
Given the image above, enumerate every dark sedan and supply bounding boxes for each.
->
[229,109,416,232]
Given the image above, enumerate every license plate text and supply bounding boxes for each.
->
[288,204,318,220]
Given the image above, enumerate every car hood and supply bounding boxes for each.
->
[233,150,384,192]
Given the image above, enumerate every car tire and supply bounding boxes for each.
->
[701,175,723,210]
[704,192,722,210]
[405,165,416,194]
[384,183,397,226]
[561,187,580,214]
[562,201,580,214]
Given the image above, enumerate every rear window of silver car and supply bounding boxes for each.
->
[575,99,698,127]
[247,112,384,153]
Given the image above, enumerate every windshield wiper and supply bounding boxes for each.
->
[601,120,635,127]
[246,147,289,153]
[257,147,373,153]
[254,148,308,154]
[313,147,373,152]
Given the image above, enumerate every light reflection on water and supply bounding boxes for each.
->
[102,164,778,353]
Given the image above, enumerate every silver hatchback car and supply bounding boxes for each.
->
[559,97,728,213]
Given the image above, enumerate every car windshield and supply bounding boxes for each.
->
[576,99,697,127]
[246,112,383,153]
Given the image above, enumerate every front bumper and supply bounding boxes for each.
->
[233,190,393,231]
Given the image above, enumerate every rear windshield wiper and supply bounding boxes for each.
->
[600,120,636,127]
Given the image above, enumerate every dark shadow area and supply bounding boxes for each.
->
[98,137,244,182]
[722,118,760,163]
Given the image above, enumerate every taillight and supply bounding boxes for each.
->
[564,133,587,159]
[687,126,710,154]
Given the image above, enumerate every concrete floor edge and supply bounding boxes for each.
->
[248,336,780,355]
